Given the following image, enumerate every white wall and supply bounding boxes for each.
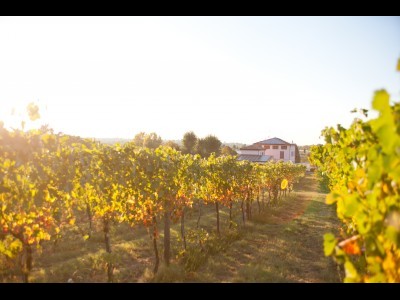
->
[239,145,296,162]
[263,145,295,162]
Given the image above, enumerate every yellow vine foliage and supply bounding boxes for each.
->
[311,60,400,282]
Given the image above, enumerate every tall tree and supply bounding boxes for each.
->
[196,135,222,158]
[133,132,162,149]
[144,132,162,149]
[133,132,146,147]
[294,144,301,163]
[195,138,207,157]
[182,131,197,154]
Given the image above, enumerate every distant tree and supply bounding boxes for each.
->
[294,144,301,163]
[204,135,222,157]
[195,138,207,157]
[133,132,146,147]
[195,135,222,158]
[144,132,162,149]
[133,132,162,149]
[163,140,181,151]
[221,145,237,156]
[182,131,197,154]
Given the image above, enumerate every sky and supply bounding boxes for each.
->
[0,16,399,145]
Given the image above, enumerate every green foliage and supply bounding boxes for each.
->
[195,135,222,158]
[0,126,82,281]
[310,79,400,281]
[182,228,210,271]
[323,233,336,256]
[163,140,181,151]
[182,228,241,272]
[309,159,330,193]
[132,132,146,148]
[294,144,301,163]
[144,133,162,149]
[182,131,197,155]
[221,145,237,156]
[0,119,306,281]
[132,132,162,149]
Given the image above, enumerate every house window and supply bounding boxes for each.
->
[281,145,287,149]
[272,145,278,149]
[280,151,284,159]
[265,145,270,149]
[291,151,294,156]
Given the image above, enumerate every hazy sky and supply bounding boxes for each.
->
[0,16,399,145]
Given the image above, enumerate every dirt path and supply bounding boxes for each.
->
[192,173,341,282]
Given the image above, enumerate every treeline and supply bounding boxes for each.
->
[132,131,237,157]
[0,116,305,283]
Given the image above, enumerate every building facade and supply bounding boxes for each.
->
[237,137,298,163]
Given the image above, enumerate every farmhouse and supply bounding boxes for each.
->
[237,137,300,163]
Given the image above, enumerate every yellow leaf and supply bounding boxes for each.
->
[355,168,365,179]
[281,179,288,190]
[344,260,360,282]
[69,218,75,225]
[382,183,389,194]
[326,192,340,205]
[326,193,335,204]
[348,181,355,190]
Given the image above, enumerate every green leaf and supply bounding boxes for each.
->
[323,233,337,256]
[372,90,389,112]
[385,226,399,245]
[344,260,360,282]
[326,192,340,205]
[342,195,359,217]
[355,211,371,234]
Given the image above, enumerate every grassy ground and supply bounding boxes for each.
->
[2,173,342,282]
[190,173,341,282]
